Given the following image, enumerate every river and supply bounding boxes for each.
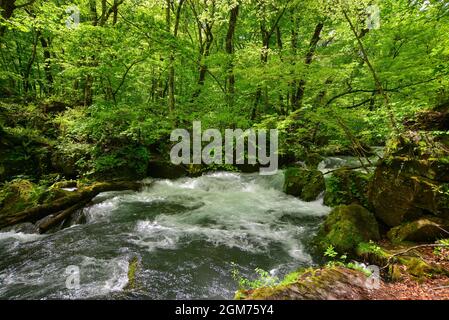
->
[0,170,334,299]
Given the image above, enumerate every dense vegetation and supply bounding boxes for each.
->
[1,0,449,300]
[1,0,448,182]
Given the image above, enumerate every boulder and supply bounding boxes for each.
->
[324,168,370,208]
[315,204,380,254]
[387,217,449,244]
[304,152,324,169]
[147,160,187,179]
[283,167,325,202]
[0,222,39,234]
[368,157,449,227]
[236,267,373,300]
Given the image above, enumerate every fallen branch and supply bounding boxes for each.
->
[36,199,91,234]
[0,181,142,229]
[323,165,375,176]
[381,244,449,270]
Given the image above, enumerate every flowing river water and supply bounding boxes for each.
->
[0,171,334,299]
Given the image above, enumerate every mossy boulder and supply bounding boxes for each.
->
[356,241,449,281]
[387,217,449,244]
[368,157,449,227]
[124,256,141,290]
[315,204,380,254]
[147,160,187,179]
[304,152,324,169]
[324,169,371,208]
[283,167,325,202]
[0,179,44,216]
[368,131,449,227]
[236,267,371,300]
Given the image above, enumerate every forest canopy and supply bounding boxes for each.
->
[0,0,448,180]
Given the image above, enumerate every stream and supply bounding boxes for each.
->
[0,172,329,299]
[1,148,383,300]
[0,171,333,299]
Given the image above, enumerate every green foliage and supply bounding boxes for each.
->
[324,245,338,259]
[1,0,448,183]
[231,262,280,291]
[434,239,449,256]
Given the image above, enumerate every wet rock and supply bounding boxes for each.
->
[0,222,39,234]
[147,160,187,179]
[283,167,325,202]
[324,168,371,208]
[124,256,141,291]
[387,217,449,244]
[315,204,380,254]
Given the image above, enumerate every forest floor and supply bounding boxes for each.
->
[367,246,449,300]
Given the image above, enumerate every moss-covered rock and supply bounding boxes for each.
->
[368,129,449,227]
[324,169,371,208]
[304,152,324,169]
[236,266,371,300]
[315,204,380,254]
[283,167,325,202]
[387,217,449,244]
[0,179,45,216]
[368,157,449,227]
[124,257,141,290]
[356,241,449,281]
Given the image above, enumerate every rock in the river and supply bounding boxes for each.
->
[0,222,39,234]
[147,160,187,179]
[236,267,372,300]
[283,167,325,202]
[315,204,380,254]
[324,168,371,208]
[387,217,449,244]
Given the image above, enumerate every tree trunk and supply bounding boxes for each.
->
[293,22,324,110]
[0,181,143,230]
[39,37,53,93]
[225,4,239,105]
[342,9,398,133]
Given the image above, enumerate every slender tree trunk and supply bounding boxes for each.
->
[342,9,398,133]
[23,31,38,95]
[166,0,184,113]
[225,4,239,106]
[293,22,324,110]
[192,22,213,99]
[39,37,53,93]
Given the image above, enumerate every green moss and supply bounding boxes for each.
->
[387,217,449,244]
[284,167,325,202]
[125,257,139,290]
[236,266,370,300]
[324,169,371,208]
[0,179,47,216]
[315,205,380,255]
